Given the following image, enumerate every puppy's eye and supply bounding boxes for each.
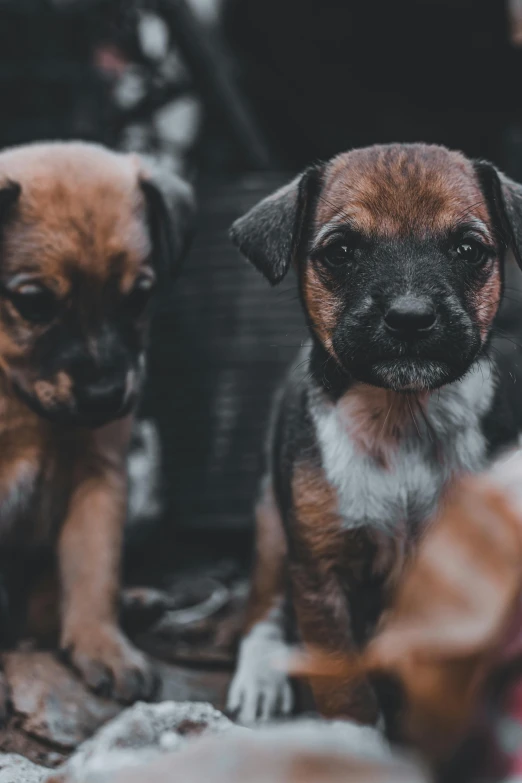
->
[10,285,58,325]
[322,240,357,268]
[454,240,488,265]
[125,275,155,318]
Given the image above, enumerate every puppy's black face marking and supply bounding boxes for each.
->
[231,144,518,393]
[307,223,498,392]
[3,264,156,429]
[0,144,195,428]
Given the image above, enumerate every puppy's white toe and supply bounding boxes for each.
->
[227,623,294,725]
[228,665,294,725]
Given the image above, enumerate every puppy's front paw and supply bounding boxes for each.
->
[227,633,294,725]
[61,623,158,703]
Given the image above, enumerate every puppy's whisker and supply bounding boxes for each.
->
[494,294,522,304]
[406,394,421,439]
[452,199,488,221]
[379,400,394,440]
[415,396,436,445]
[491,327,522,351]
[315,191,357,228]
[292,358,311,375]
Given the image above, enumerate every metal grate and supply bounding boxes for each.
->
[143,174,306,531]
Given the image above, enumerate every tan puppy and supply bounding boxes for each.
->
[0,141,193,708]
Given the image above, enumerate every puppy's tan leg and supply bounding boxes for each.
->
[290,564,380,724]
[227,476,294,724]
[290,462,380,724]
[25,566,60,645]
[58,419,156,703]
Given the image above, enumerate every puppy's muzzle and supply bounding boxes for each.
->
[383,295,437,340]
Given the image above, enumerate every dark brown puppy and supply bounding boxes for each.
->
[227,143,522,725]
[0,141,193,707]
[291,449,522,763]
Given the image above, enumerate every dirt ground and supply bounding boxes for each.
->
[0,561,245,770]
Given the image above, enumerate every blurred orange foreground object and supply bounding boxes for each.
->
[105,723,429,783]
[292,451,522,761]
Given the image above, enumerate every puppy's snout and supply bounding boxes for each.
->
[75,379,127,419]
[383,295,437,338]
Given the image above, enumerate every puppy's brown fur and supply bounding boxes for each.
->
[305,146,500,365]
[0,142,193,707]
[292,452,522,761]
[228,143,522,726]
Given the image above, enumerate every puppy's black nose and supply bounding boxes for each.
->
[76,380,127,418]
[384,296,437,337]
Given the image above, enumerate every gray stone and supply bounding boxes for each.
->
[0,753,47,783]
[2,648,230,757]
[154,662,229,709]
[55,701,235,782]
[4,653,121,749]
[55,718,430,783]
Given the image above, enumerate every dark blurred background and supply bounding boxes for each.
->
[2,0,522,577]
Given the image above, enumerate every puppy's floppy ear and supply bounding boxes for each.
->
[229,164,323,285]
[138,156,196,277]
[474,160,522,269]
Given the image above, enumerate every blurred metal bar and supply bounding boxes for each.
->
[156,0,276,170]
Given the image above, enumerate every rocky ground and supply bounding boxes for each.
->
[0,700,428,783]
[0,566,432,783]
[0,564,245,776]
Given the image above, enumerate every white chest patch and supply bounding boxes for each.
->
[311,359,495,533]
